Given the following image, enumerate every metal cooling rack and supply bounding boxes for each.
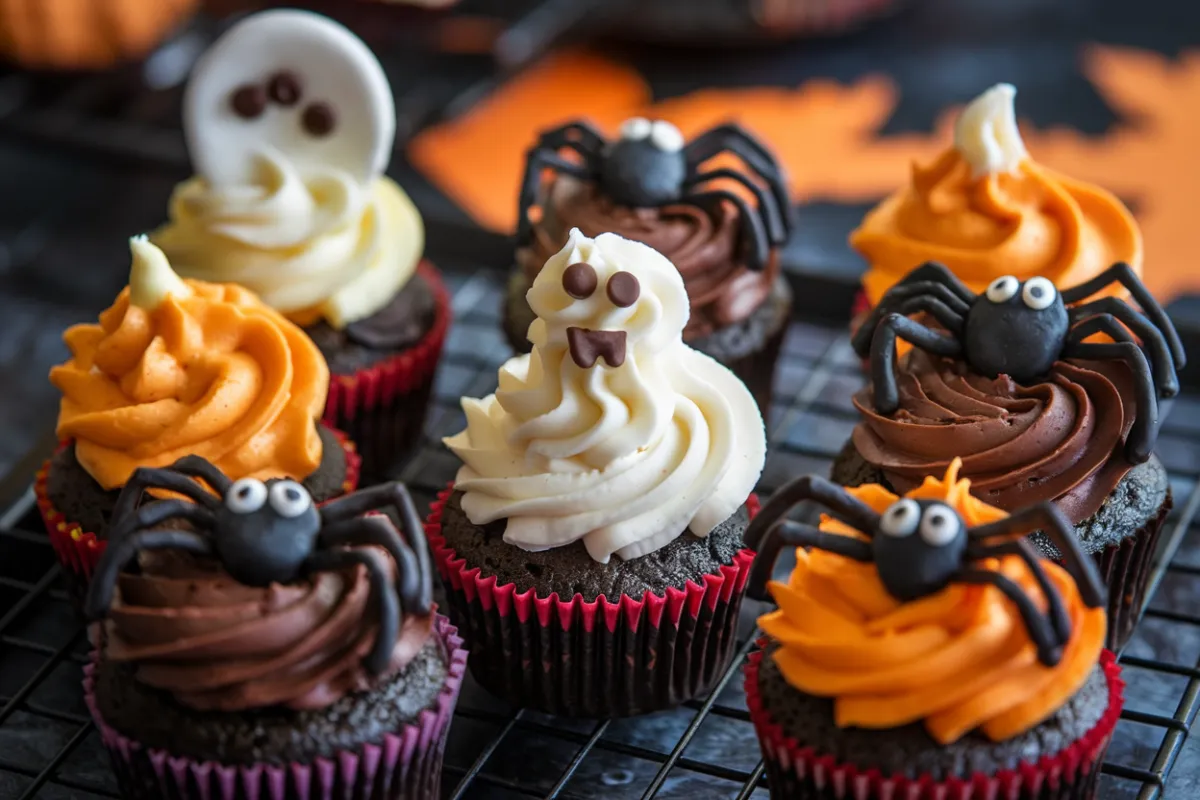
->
[1,263,1199,799]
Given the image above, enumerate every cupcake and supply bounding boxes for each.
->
[36,237,359,594]
[744,461,1122,800]
[601,0,903,43]
[835,251,1184,649]
[152,9,449,479]
[431,229,767,717]
[81,457,466,800]
[849,83,1142,328]
[505,117,793,415]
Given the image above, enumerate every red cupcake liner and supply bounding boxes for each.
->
[425,485,759,717]
[35,425,361,590]
[745,647,1124,800]
[85,614,467,800]
[322,261,450,478]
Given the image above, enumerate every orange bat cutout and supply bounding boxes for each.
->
[407,45,1200,300]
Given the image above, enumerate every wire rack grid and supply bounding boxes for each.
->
[2,262,1200,800]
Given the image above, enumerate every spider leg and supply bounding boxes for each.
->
[685,167,788,247]
[893,262,976,305]
[109,463,223,539]
[84,529,213,620]
[516,148,594,246]
[1065,339,1159,463]
[956,567,1064,666]
[748,520,873,602]
[305,548,399,675]
[108,499,216,546]
[319,483,432,617]
[1070,300,1180,397]
[745,474,880,551]
[319,515,431,617]
[1059,262,1185,368]
[869,313,963,414]
[680,189,770,271]
[967,502,1106,609]
[682,124,791,232]
[851,292,966,357]
[536,121,607,153]
[967,538,1071,643]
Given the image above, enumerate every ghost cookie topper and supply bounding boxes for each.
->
[184,9,395,187]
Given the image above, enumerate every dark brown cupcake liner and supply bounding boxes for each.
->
[745,646,1124,800]
[35,426,361,596]
[426,486,759,718]
[1060,494,1170,652]
[322,261,450,480]
[85,614,468,800]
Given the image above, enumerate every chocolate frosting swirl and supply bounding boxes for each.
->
[518,176,777,339]
[852,350,1138,523]
[104,550,433,712]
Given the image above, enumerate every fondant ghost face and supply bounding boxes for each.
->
[183,10,395,187]
[527,230,689,370]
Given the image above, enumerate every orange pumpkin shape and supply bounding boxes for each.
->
[0,0,199,70]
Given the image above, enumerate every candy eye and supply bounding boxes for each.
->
[985,275,1019,303]
[268,480,312,518]
[649,120,684,152]
[919,503,961,546]
[879,498,919,537]
[230,84,266,119]
[563,262,598,299]
[267,71,302,106]
[1021,277,1057,311]
[301,102,336,137]
[607,271,640,307]
[620,117,652,141]
[226,478,267,514]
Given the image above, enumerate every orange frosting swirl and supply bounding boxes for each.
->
[758,462,1106,745]
[850,149,1141,307]
[50,248,328,490]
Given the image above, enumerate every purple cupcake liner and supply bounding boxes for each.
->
[84,615,467,800]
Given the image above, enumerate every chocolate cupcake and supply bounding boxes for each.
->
[506,117,793,415]
[744,462,1123,800]
[152,9,449,479]
[433,229,767,717]
[82,458,466,800]
[849,84,1143,331]
[836,256,1185,649]
[36,238,359,594]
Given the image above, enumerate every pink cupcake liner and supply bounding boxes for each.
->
[745,646,1124,800]
[84,614,467,800]
[35,425,361,589]
[322,261,449,420]
[425,485,759,717]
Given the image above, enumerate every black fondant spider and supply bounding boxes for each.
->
[84,455,432,675]
[516,118,792,271]
[745,475,1106,666]
[850,261,1186,463]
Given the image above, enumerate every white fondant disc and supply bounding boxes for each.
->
[183,10,395,187]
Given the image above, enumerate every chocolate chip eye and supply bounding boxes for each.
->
[230,84,266,119]
[563,262,598,299]
[267,71,302,106]
[301,102,336,137]
[607,271,640,308]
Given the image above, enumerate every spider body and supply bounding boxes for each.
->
[745,475,1106,666]
[851,262,1185,463]
[85,455,433,675]
[517,118,792,271]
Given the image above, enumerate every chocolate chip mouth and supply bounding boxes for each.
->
[567,327,627,368]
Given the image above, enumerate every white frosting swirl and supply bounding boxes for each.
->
[152,148,423,329]
[444,229,766,563]
[954,83,1029,178]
